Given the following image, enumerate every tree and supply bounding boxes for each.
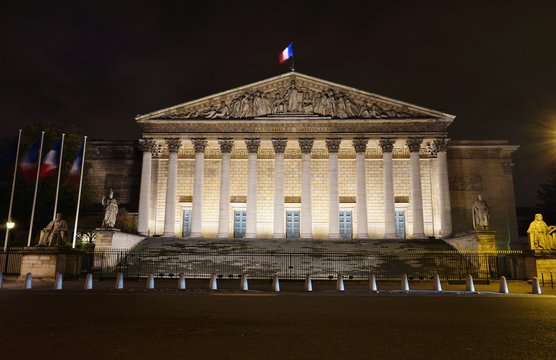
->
[537,164,556,221]
[0,123,94,247]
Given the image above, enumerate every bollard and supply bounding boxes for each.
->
[532,277,542,295]
[115,272,124,289]
[499,276,509,294]
[0,272,3,289]
[336,272,345,291]
[178,273,186,290]
[240,272,249,291]
[24,273,32,289]
[466,274,475,292]
[433,273,442,292]
[146,273,155,289]
[541,272,545,287]
[209,272,218,290]
[84,273,93,290]
[369,273,378,292]
[54,273,63,290]
[401,273,410,291]
[272,275,280,292]
[304,274,313,292]
[551,272,554,289]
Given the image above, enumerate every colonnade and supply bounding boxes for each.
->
[137,137,452,239]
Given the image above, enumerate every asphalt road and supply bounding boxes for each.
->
[0,291,555,360]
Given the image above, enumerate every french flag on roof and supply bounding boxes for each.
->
[20,138,41,181]
[278,43,293,64]
[39,139,62,179]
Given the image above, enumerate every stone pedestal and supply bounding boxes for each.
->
[19,247,82,280]
[94,228,121,248]
[474,230,497,252]
[524,251,556,280]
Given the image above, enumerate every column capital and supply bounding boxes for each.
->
[352,138,368,153]
[192,138,208,153]
[378,138,396,153]
[298,138,315,154]
[272,138,288,154]
[406,138,423,153]
[165,138,182,153]
[138,138,156,153]
[151,141,162,158]
[245,138,261,153]
[218,138,234,153]
[325,138,342,153]
[432,138,449,153]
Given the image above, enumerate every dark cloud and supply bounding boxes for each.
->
[1,0,555,206]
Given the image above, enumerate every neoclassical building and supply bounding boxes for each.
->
[86,72,519,247]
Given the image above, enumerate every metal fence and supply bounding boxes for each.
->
[0,248,528,281]
[88,249,528,281]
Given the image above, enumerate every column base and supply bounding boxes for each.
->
[162,232,176,237]
[272,234,285,239]
[411,233,427,240]
[383,233,398,240]
[355,234,369,240]
[189,232,203,239]
[329,233,342,240]
[245,233,257,239]
[300,234,313,240]
[217,233,230,239]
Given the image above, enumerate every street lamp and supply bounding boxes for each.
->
[6,221,15,230]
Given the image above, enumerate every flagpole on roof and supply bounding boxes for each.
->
[27,131,45,247]
[72,136,87,249]
[52,133,65,221]
[290,42,295,72]
[4,129,22,251]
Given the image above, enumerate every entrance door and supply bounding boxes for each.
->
[182,209,192,237]
[395,210,406,239]
[339,210,353,240]
[286,210,300,238]
[234,210,247,238]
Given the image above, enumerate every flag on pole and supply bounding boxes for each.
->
[278,43,293,64]
[20,138,41,181]
[39,139,62,179]
[65,141,84,185]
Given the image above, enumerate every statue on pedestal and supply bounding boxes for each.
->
[472,195,490,231]
[101,188,118,228]
[527,213,550,250]
[37,213,69,247]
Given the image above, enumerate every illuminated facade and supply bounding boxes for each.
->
[87,72,519,246]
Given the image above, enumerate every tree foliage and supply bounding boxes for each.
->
[537,164,556,220]
[0,123,93,247]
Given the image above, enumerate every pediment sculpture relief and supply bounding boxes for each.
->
[158,79,430,120]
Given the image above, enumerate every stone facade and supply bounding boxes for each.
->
[83,72,519,248]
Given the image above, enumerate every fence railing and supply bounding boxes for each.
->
[0,248,528,281]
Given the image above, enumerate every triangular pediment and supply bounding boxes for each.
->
[136,72,454,122]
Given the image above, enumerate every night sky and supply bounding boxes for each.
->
[2,1,556,207]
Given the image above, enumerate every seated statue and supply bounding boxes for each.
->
[37,213,69,247]
[527,213,550,250]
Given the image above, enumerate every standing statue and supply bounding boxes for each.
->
[527,213,549,250]
[37,213,69,247]
[101,188,119,228]
[472,195,490,230]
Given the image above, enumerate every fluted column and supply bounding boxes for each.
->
[163,138,181,237]
[353,138,369,239]
[137,138,156,236]
[272,138,287,239]
[379,139,397,239]
[326,138,342,240]
[299,138,314,239]
[190,138,207,238]
[407,138,425,239]
[217,138,234,238]
[245,138,260,239]
[433,139,452,238]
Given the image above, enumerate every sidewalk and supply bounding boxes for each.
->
[2,276,555,296]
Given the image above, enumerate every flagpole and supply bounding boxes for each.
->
[4,129,22,251]
[72,136,87,249]
[290,42,295,72]
[52,133,65,221]
[27,131,45,247]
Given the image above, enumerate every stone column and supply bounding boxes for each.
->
[272,138,287,239]
[407,138,426,239]
[245,138,260,239]
[353,138,369,239]
[217,138,234,238]
[326,138,342,240]
[137,138,156,236]
[190,138,207,238]
[299,138,314,239]
[433,138,452,238]
[163,138,181,237]
[379,139,397,239]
